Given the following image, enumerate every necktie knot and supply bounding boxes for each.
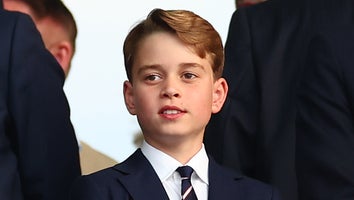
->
[176,166,194,179]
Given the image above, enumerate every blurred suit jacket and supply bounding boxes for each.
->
[296,26,354,200]
[204,0,354,199]
[0,5,81,200]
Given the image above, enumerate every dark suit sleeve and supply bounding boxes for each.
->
[205,8,259,175]
[296,30,354,199]
[7,13,81,200]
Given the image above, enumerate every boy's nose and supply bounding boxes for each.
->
[161,88,180,98]
[161,81,180,99]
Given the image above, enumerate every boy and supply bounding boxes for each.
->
[69,8,281,200]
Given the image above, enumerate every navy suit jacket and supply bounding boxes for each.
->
[204,0,354,199]
[0,7,81,200]
[296,27,354,199]
[70,149,280,200]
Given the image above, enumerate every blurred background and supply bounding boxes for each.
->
[62,0,235,162]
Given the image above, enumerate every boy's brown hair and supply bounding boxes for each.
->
[123,8,224,82]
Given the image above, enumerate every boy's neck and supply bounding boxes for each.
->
[145,137,203,164]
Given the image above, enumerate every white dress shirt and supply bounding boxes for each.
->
[141,141,209,200]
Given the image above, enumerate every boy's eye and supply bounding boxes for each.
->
[145,74,161,81]
[183,72,197,79]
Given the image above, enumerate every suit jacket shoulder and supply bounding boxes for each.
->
[70,149,169,200]
[208,158,281,200]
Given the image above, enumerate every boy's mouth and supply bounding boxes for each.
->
[162,110,181,115]
[159,106,186,116]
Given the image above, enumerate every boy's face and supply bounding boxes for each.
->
[123,32,227,149]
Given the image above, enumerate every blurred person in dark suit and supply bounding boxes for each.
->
[296,26,354,199]
[4,0,118,175]
[204,0,354,199]
[4,0,75,77]
[0,1,80,199]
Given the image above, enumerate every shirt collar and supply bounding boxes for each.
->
[141,140,209,185]
[185,144,209,185]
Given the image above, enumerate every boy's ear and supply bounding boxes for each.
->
[123,80,137,115]
[211,78,228,113]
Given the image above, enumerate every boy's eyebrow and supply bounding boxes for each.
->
[179,63,206,71]
[136,64,161,75]
[136,62,206,75]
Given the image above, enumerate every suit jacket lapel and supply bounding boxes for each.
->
[113,149,169,200]
[208,157,245,200]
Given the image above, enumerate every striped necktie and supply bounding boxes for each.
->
[176,166,198,200]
